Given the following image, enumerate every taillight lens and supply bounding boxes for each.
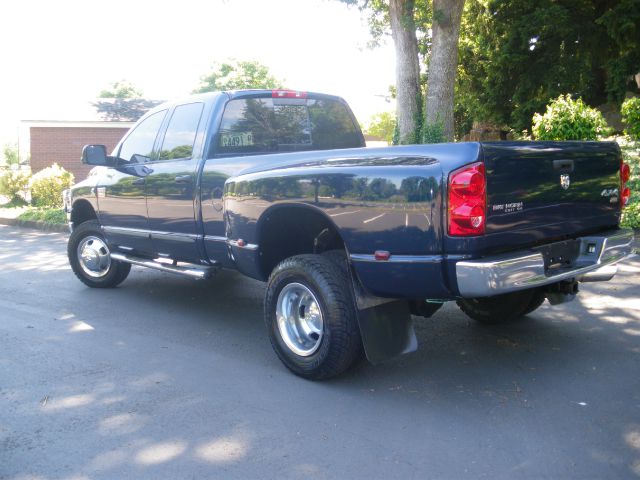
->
[448,162,486,236]
[621,161,631,206]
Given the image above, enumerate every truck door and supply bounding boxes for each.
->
[99,109,167,254]
[145,102,204,263]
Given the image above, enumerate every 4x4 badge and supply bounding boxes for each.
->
[560,174,570,190]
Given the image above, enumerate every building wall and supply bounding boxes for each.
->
[30,126,130,180]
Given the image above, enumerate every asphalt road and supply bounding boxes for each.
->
[1,224,640,479]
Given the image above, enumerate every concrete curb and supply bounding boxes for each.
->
[0,217,69,234]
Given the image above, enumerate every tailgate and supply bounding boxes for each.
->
[482,141,621,238]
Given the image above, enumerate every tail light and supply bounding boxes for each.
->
[272,90,307,99]
[448,162,486,236]
[621,160,631,207]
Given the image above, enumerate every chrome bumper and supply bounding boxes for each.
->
[455,229,635,298]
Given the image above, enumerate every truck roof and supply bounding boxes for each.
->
[149,89,347,115]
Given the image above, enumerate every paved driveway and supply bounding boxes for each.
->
[1,224,639,479]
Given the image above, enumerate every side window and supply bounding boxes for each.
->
[118,110,167,163]
[158,103,204,160]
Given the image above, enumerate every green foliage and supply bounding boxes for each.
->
[595,0,640,101]
[3,144,20,165]
[619,138,640,228]
[99,80,143,99]
[30,164,74,208]
[339,0,432,54]
[421,120,446,144]
[92,98,162,122]
[17,207,66,225]
[0,170,30,205]
[364,112,396,143]
[392,121,400,145]
[193,60,284,93]
[94,80,160,121]
[454,98,473,140]
[621,202,640,228]
[621,97,640,140]
[532,95,610,141]
[458,0,640,133]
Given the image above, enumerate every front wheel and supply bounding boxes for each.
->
[264,254,362,380]
[68,220,131,288]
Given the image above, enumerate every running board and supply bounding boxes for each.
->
[110,252,217,280]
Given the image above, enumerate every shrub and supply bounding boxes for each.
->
[422,120,446,144]
[30,164,74,208]
[621,97,640,141]
[17,207,66,225]
[0,169,30,205]
[532,94,610,141]
[621,201,640,229]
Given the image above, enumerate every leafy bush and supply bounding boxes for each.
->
[421,120,446,144]
[0,169,30,205]
[30,164,73,208]
[621,97,640,141]
[17,207,66,225]
[532,94,610,141]
[618,137,639,228]
[621,202,640,228]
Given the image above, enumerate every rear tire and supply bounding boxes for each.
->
[456,289,535,325]
[522,290,546,316]
[264,254,362,380]
[68,220,131,288]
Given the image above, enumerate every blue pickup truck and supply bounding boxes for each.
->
[65,89,634,379]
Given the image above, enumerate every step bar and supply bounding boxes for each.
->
[110,252,217,280]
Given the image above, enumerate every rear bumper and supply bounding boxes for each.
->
[455,229,635,298]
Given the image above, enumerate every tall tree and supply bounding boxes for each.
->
[99,80,143,99]
[193,60,284,93]
[458,0,640,132]
[389,0,422,143]
[424,0,465,141]
[341,0,426,143]
[93,80,160,122]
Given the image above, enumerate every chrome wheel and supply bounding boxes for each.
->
[77,236,111,278]
[276,282,324,356]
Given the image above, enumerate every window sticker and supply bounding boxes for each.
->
[220,132,254,148]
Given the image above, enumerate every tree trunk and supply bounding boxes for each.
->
[425,0,465,141]
[389,0,421,144]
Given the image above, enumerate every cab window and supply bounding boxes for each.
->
[158,103,204,161]
[117,110,167,163]
[212,97,362,157]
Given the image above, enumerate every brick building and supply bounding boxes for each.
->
[25,120,133,181]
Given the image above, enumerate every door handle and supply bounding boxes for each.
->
[175,175,192,184]
[553,159,574,172]
[132,178,145,186]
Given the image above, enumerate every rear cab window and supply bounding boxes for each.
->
[211,95,363,157]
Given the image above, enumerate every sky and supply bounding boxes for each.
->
[0,0,396,154]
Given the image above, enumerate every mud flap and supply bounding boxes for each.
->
[356,300,418,364]
[349,269,418,364]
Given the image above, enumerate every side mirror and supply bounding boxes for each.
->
[82,145,113,166]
